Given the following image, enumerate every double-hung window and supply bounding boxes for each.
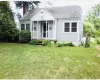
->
[21,24,25,30]
[64,22,77,32]
[64,23,70,32]
[71,22,77,32]
[26,24,30,31]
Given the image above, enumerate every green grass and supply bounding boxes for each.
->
[0,43,100,79]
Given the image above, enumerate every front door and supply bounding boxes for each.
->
[42,22,48,39]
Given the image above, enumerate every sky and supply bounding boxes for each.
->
[38,0,100,16]
[10,0,100,22]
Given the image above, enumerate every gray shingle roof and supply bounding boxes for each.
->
[20,5,82,21]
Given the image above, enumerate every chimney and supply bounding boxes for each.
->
[23,2,28,15]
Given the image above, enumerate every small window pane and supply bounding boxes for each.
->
[64,23,70,32]
[26,24,30,30]
[21,24,25,30]
[72,23,77,32]
[34,21,37,31]
[72,28,77,32]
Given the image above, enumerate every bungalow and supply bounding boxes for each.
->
[19,5,83,46]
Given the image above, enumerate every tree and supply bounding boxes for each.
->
[84,21,96,37]
[15,1,40,15]
[83,21,96,47]
[86,4,100,30]
[0,1,19,42]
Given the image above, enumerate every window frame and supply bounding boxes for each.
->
[63,21,78,33]
[21,24,25,30]
[20,23,30,31]
[26,24,30,31]
[71,22,77,32]
[64,22,70,32]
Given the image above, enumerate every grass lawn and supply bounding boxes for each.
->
[0,43,100,79]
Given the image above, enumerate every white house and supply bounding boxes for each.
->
[19,5,83,46]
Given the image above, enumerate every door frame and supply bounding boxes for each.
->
[42,22,48,39]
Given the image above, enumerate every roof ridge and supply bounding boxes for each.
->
[43,5,81,9]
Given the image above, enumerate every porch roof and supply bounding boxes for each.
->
[20,5,82,21]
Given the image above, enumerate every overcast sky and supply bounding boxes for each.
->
[10,0,100,21]
[39,0,100,16]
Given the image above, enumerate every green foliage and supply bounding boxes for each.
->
[29,40,74,47]
[96,38,100,44]
[42,40,51,46]
[19,30,31,43]
[96,29,100,37]
[29,39,39,45]
[0,1,19,42]
[86,4,100,30]
[55,43,63,47]
[15,1,40,9]
[65,42,74,46]
[55,42,74,47]
[85,4,100,37]
[29,40,52,46]
[84,21,96,37]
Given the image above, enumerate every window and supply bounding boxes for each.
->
[71,22,77,32]
[21,24,25,30]
[28,4,33,10]
[64,23,70,32]
[26,24,30,30]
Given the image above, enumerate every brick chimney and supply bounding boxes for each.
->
[23,2,28,15]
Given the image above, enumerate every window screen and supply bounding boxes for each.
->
[71,22,77,32]
[21,24,25,30]
[64,23,70,32]
[26,24,30,30]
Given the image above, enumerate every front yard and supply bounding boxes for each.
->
[0,43,100,79]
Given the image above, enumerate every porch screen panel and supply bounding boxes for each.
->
[48,21,53,39]
[33,21,37,39]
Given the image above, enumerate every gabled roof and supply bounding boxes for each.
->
[20,5,82,21]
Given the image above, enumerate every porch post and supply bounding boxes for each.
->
[33,21,34,39]
[37,21,38,39]
[30,21,32,39]
[54,20,57,40]
[46,20,47,40]
[53,20,57,40]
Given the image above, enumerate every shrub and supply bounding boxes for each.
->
[55,42,74,47]
[96,38,100,44]
[19,30,31,43]
[42,40,51,46]
[0,28,19,42]
[29,39,39,45]
[66,42,74,46]
[55,43,63,47]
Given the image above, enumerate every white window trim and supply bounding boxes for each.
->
[26,23,30,31]
[63,21,78,33]
[63,22,70,33]
[21,23,30,31]
[21,24,25,30]
[71,22,78,32]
